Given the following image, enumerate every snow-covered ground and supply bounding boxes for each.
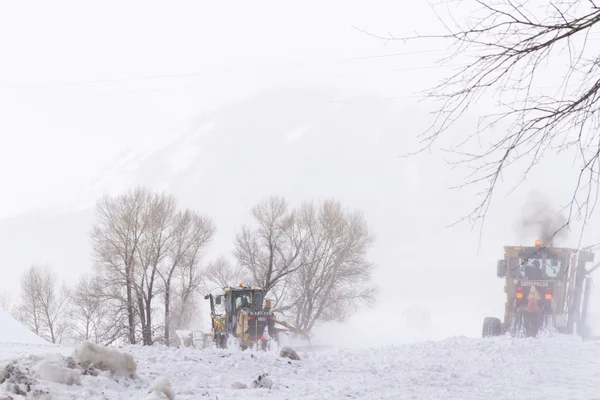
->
[1,334,600,399]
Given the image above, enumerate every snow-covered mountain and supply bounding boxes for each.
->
[1,86,414,280]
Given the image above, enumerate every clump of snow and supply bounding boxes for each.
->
[231,381,248,389]
[33,359,81,385]
[144,392,169,400]
[252,373,273,389]
[279,346,300,361]
[65,355,99,376]
[146,376,175,399]
[72,340,137,377]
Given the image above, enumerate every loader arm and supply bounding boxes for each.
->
[204,294,216,331]
[274,320,311,340]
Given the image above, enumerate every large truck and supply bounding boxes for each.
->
[483,240,598,339]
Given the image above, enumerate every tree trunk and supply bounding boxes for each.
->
[126,276,136,344]
[164,284,171,346]
[143,297,152,346]
[48,321,56,343]
[137,291,148,345]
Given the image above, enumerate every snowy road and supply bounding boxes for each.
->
[1,335,600,399]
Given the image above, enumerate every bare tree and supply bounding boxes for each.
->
[234,196,308,305]
[160,209,215,345]
[359,1,600,241]
[134,191,178,345]
[15,265,70,344]
[204,255,251,290]
[290,200,376,332]
[0,291,15,315]
[15,266,43,337]
[69,273,124,345]
[91,186,151,344]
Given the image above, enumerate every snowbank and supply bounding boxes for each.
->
[0,307,49,345]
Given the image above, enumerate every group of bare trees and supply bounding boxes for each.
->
[5,187,375,346]
[233,196,376,333]
[5,266,119,346]
[90,187,215,346]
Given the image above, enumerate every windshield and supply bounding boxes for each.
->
[509,256,565,279]
[235,292,252,310]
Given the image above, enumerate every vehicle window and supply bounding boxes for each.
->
[509,258,521,277]
[252,292,263,309]
[518,258,543,279]
[510,257,563,279]
[235,293,251,310]
[545,259,562,278]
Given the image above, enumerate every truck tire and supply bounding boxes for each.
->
[482,317,502,338]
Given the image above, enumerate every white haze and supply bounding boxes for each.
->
[2,0,600,348]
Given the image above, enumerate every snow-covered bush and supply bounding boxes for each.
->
[72,340,137,378]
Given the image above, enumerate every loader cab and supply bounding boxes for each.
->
[219,285,268,332]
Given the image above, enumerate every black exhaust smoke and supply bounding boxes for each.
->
[517,192,569,247]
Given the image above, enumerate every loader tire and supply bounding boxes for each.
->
[216,333,228,349]
[482,317,502,338]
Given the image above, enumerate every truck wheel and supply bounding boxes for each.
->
[482,317,502,338]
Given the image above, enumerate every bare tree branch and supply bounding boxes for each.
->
[204,255,251,291]
[233,196,310,301]
[289,199,376,332]
[358,1,600,243]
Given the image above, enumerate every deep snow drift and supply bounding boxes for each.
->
[0,307,50,345]
[0,334,599,399]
